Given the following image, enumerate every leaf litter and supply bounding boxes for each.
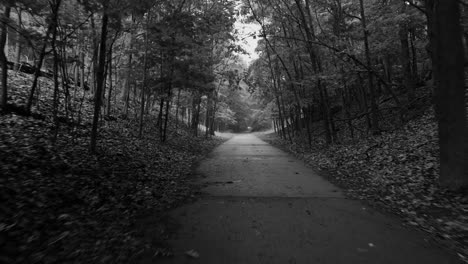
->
[261,109,468,262]
[1,72,226,263]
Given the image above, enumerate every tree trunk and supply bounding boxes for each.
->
[123,31,133,117]
[51,27,60,143]
[342,89,354,140]
[162,95,171,142]
[294,0,332,143]
[175,88,181,131]
[357,73,372,131]
[409,28,419,81]
[280,93,292,142]
[59,40,70,119]
[383,55,393,82]
[191,92,201,136]
[428,0,467,189]
[14,7,21,71]
[318,80,332,143]
[157,97,164,134]
[261,27,285,140]
[106,46,113,116]
[26,0,62,113]
[399,15,415,102]
[304,105,312,147]
[209,90,218,136]
[0,4,10,110]
[187,107,191,127]
[89,15,98,96]
[138,14,150,138]
[90,3,108,153]
[359,0,379,134]
[73,46,79,104]
[80,33,85,91]
[323,84,337,142]
[205,91,213,137]
[275,95,285,139]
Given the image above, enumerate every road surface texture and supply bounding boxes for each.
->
[147,134,460,264]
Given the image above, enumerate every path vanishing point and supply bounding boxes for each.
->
[145,133,460,264]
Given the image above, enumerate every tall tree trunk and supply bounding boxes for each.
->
[261,23,286,140]
[26,0,62,113]
[209,90,218,136]
[51,26,60,143]
[90,15,98,96]
[318,80,332,143]
[294,0,332,143]
[59,39,70,119]
[157,97,164,134]
[358,73,372,131]
[409,28,419,81]
[342,89,355,140]
[73,46,78,104]
[275,95,285,139]
[162,82,172,142]
[138,15,150,138]
[280,93,292,142]
[427,0,468,189]
[0,4,10,110]
[175,88,181,131]
[383,55,393,82]
[323,84,337,142]
[162,95,171,142]
[123,31,133,117]
[359,0,379,134]
[280,22,304,138]
[106,46,113,116]
[205,90,213,137]
[191,92,201,136]
[14,7,21,71]
[399,11,415,102]
[162,49,174,141]
[304,105,312,147]
[80,33,85,91]
[187,107,191,127]
[90,3,108,153]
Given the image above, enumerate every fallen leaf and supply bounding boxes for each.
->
[185,249,200,258]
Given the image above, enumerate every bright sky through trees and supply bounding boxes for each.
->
[234,19,260,64]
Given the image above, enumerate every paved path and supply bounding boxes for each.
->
[149,134,459,264]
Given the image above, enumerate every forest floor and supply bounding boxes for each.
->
[0,72,227,263]
[259,109,468,262]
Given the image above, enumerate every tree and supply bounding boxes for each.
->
[426,0,467,189]
[90,0,109,152]
[138,11,150,138]
[358,0,379,134]
[26,0,62,114]
[0,1,11,110]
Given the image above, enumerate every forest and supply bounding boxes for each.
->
[0,0,467,263]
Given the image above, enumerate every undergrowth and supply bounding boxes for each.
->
[0,72,226,263]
